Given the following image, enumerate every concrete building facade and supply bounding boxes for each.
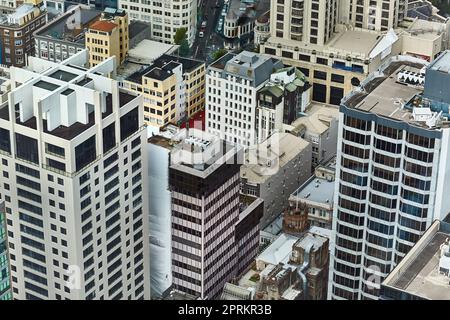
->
[0,51,150,300]
[122,54,205,128]
[118,0,197,46]
[240,132,312,228]
[206,51,283,147]
[0,1,47,67]
[34,5,101,63]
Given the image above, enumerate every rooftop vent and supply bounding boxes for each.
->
[397,69,425,87]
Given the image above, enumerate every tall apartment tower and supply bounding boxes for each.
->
[329,52,450,300]
[270,0,338,45]
[0,51,150,300]
[85,8,129,68]
[168,129,244,299]
[118,0,197,46]
[340,0,408,31]
[206,51,283,147]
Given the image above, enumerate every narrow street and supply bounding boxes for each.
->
[192,0,225,62]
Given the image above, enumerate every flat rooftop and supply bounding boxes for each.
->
[35,6,101,44]
[291,175,334,205]
[383,221,450,300]
[127,39,178,64]
[241,132,310,184]
[343,59,429,124]
[257,233,299,266]
[328,29,382,56]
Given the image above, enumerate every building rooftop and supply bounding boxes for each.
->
[382,220,450,300]
[241,132,310,184]
[327,29,383,57]
[0,3,45,27]
[264,26,398,62]
[221,283,254,300]
[341,56,444,128]
[407,0,447,23]
[293,232,328,254]
[126,54,203,84]
[35,5,101,44]
[290,175,335,207]
[157,128,241,178]
[225,0,270,24]
[102,7,126,18]
[210,51,283,87]
[401,18,448,41]
[257,233,299,266]
[126,39,178,64]
[290,103,339,135]
[2,50,138,143]
[89,20,117,32]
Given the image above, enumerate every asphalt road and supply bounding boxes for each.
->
[192,0,225,62]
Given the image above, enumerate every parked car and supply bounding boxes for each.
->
[199,31,205,38]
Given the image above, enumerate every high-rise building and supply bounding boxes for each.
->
[167,128,264,299]
[0,201,12,300]
[0,51,150,300]
[118,0,197,46]
[148,125,262,299]
[85,8,128,68]
[122,54,205,128]
[206,51,284,147]
[329,52,450,300]
[340,0,408,32]
[0,0,47,67]
[168,129,240,300]
[271,0,338,46]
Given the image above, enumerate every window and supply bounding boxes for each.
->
[120,107,139,141]
[75,136,96,171]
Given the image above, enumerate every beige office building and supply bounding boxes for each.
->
[85,8,129,68]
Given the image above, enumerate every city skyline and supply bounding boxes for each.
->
[0,0,450,304]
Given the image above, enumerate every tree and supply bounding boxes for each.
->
[174,28,188,45]
[179,38,190,57]
[212,48,228,61]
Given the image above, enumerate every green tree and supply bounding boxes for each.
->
[212,48,228,61]
[179,38,190,57]
[174,28,187,45]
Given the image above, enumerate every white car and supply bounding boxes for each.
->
[199,31,204,38]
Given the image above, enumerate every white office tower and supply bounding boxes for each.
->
[339,0,408,31]
[0,51,150,300]
[329,52,450,300]
[118,0,198,46]
[206,51,283,147]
